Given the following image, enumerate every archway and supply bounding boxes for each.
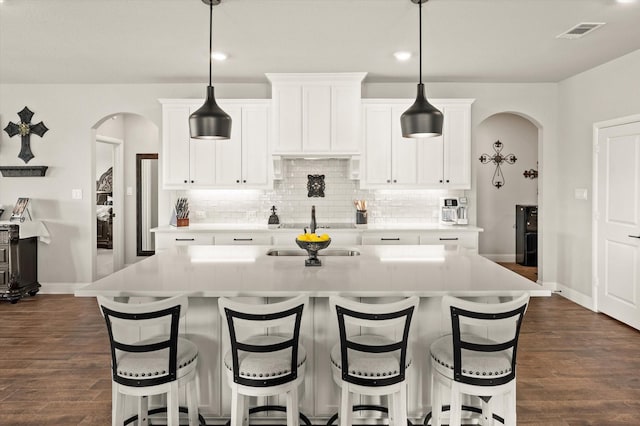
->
[90,113,159,281]
[475,112,541,282]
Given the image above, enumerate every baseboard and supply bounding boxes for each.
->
[481,254,516,262]
[39,282,86,294]
[554,282,596,312]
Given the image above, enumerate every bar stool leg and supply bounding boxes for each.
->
[394,384,408,426]
[231,385,246,426]
[186,379,199,426]
[138,395,149,426]
[388,392,396,425]
[339,386,353,426]
[286,388,300,426]
[449,382,462,426]
[431,375,443,426]
[504,385,517,426]
[112,385,125,426]
[167,382,180,426]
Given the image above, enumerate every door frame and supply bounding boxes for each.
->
[93,133,125,279]
[592,113,640,311]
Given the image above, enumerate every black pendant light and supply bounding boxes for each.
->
[400,0,443,138]
[189,0,231,140]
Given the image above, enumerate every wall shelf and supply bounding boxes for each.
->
[0,166,48,177]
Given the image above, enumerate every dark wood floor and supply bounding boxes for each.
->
[498,262,538,283]
[1,294,639,425]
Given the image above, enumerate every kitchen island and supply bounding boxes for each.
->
[76,245,549,423]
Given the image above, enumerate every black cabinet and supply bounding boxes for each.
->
[515,205,537,267]
[0,224,40,303]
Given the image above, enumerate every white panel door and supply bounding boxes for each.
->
[363,105,392,186]
[303,85,332,152]
[597,121,640,329]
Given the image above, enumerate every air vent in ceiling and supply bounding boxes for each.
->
[556,22,606,39]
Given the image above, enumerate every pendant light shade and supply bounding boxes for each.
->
[189,0,231,140]
[401,0,443,138]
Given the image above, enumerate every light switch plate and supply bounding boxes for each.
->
[126,187,133,196]
[574,188,588,200]
[72,189,83,200]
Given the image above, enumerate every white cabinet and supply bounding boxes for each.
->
[361,99,474,189]
[361,232,420,245]
[161,102,216,188]
[267,73,366,155]
[420,102,473,188]
[160,99,271,189]
[419,232,478,251]
[214,234,272,245]
[155,232,214,250]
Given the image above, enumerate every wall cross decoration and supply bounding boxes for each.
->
[523,168,538,179]
[3,107,49,164]
[479,140,517,189]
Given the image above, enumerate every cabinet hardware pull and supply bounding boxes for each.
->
[236,180,240,183]
[175,238,195,241]
[387,179,391,183]
[243,180,246,183]
[439,180,443,183]
[439,237,459,241]
[233,238,253,241]
[381,238,400,241]
[393,179,397,183]
[629,235,640,239]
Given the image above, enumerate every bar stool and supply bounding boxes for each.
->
[218,295,309,426]
[427,294,530,426]
[97,295,203,426]
[328,296,420,426]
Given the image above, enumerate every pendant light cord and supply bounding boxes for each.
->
[419,0,423,85]
[209,1,213,87]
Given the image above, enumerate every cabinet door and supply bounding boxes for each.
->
[187,105,218,187]
[162,104,191,187]
[419,134,445,186]
[242,105,270,187]
[331,85,361,152]
[362,233,420,245]
[214,106,242,186]
[391,106,419,185]
[363,105,392,186]
[273,85,302,152]
[303,85,332,152]
[443,104,471,188]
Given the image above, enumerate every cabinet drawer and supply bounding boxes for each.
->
[361,234,420,245]
[215,234,272,245]
[419,233,476,249]
[155,233,214,250]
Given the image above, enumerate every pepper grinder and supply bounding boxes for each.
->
[310,205,316,234]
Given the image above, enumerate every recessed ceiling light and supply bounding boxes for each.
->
[617,0,636,4]
[211,51,228,61]
[394,51,412,62]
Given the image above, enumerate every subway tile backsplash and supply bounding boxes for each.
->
[185,159,462,224]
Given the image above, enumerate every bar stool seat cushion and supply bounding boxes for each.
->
[116,336,198,380]
[330,334,412,378]
[223,335,307,379]
[430,334,512,379]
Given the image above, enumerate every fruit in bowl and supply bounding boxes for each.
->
[295,233,331,266]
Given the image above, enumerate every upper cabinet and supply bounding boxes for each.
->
[266,73,367,155]
[160,99,271,190]
[361,99,474,189]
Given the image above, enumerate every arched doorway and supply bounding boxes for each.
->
[476,112,541,282]
[91,113,159,281]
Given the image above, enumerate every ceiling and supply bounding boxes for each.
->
[1,0,640,85]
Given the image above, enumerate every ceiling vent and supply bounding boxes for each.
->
[556,22,606,39]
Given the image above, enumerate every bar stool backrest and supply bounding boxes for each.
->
[97,295,188,388]
[218,295,309,388]
[329,296,419,388]
[441,294,529,387]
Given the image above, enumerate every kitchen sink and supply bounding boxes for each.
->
[266,249,360,257]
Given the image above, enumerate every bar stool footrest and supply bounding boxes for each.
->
[326,404,414,426]
[123,405,207,426]
[423,404,505,425]
[223,404,312,426]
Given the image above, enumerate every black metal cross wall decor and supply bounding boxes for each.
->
[3,107,49,163]
[478,140,517,189]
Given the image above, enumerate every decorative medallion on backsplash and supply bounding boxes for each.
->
[307,174,325,197]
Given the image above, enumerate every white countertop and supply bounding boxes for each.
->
[76,245,546,298]
[151,223,483,233]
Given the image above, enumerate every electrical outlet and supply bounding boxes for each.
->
[126,187,133,196]
[71,189,83,200]
[195,211,206,219]
[574,188,588,200]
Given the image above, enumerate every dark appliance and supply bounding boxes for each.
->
[515,205,537,267]
[0,224,40,303]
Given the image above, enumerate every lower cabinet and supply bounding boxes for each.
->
[155,232,214,250]
[361,233,420,245]
[214,234,272,245]
[419,232,478,251]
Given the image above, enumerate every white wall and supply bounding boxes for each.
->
[557,48,640,299]
[0,80,558,287]
[476,113,538,260]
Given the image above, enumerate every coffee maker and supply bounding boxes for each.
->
[439,197,468,225]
